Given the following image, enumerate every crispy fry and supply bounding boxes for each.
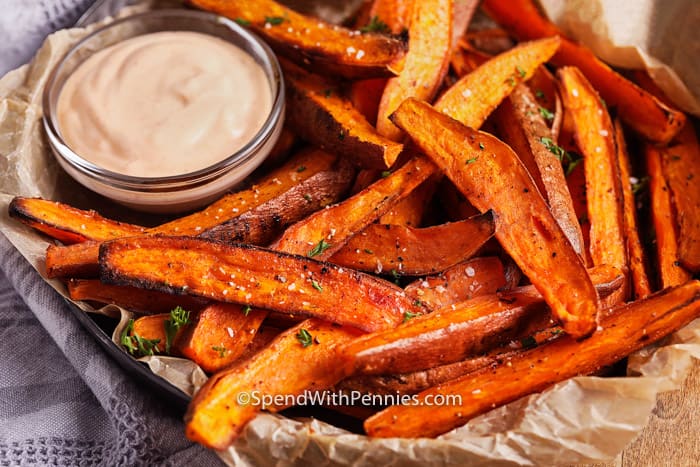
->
[44,150,341,277]
[365,280,700,438]
[661,123,700,272]
[67,279,207,314]
[272,155,436,258]
[329,211,495,275]
[378,175,438,226]
[200,157,354,245]
[185,318,362,449]
[130,313,179,352]
[493,84,584,256]
[349,78,387,126]
[558,67,627,280]
[345,264,623,375]
[187,0,406,79]
[450,0,479,50]
[390,97,598,337]
[151,148,337,235]
[9,197,144,244]
[177,303,267,373]
[283,61,403,168]
[481,0,686,144]
[99,236,423,332]
[376,0,452,141]
[614,119,652,299]
[435,37,560,128]
[46,242,100,278]
[645,143,693,288]
[403,256,506,310]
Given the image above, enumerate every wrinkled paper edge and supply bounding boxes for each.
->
[1,2,700,466]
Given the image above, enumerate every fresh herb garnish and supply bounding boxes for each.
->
[264,16,286,25]
[303,193,312,202]
[539,137,566,160]
[296,165,306,173]
[535,89,545,99]
[164,306,190,354]
[381,170,392,178]
[466,157,478,164]
[520,336,538,350]
[296,328,314,347]
[121,319,161,357]
[242,305,252,316]
[360,15,390,34]
[390,268,401,285]
[308,239,332,257]
[234,18,251,26]
[565,156,583,176]
[364,249,374,254]
[516,65,526,78]
[403,311,420,323]
[311,279,323,292]
[538,106,554,121]
[212,344,227,358]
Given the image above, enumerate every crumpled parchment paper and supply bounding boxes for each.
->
[1,1,700,465]
[540,0,700,116]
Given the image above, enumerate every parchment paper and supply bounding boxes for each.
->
[539,0,700,116]
[1,1,700,466]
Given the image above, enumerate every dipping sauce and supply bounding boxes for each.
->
[56,31,272,177]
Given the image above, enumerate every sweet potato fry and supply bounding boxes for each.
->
[365,280,700,438]
[283,61,403,168]
[661,123,700,272]
[177,303,268,373]
[492,84,584,256]
[344,264,623,376]
[435,36,560,128]
[451,0,479,50]
[187,0,406,80]
[46,242,100,278]
[403,256,506,310]
[9,197,144,244]
[366,0,414,34]
[349,78,387,126]
[67,279,207,314]
[481,0,686,144]
[272,155,436,258]
[645,143,693,288]
[151,148,337,235]
[558,67,627,279]
[44,150,342,277]
[378,175,438,226]
[390,98,598,337]
[200,158,354,245]
[376,0,452,141]
[130,313,178,351]
[614,119,652,299]
[185,318,362,449]
[329,211,495,275]
[99,236,423,332]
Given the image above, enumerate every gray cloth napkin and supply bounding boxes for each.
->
[0,234,223,466]
[0,1,224,465]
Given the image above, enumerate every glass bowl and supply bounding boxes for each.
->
[43,9,285,213]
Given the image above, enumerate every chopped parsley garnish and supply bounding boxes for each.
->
[565,157,583,176]
[296,165,306,173]
[308,239,332,257]
[539,137,566,160]
[164,306,190,354]
[360,15,390,34]
[381,170,392,178]
[296,328,314,347]
[516,65,526,78]
[403,311,420,323]
[311,279,323,292]
[506,76,516,87]
[413,300,423,307]
[212,344,227,358]
[303,193,312,202]
[242,305,252,316]
[234,18,251,26]
[364,249,374,254]
[120,319,161,357]
[466,157,478,164]
[535,89,545,99]
[264,16,286,25]
[520,336,538,350]
[538,106,554,121]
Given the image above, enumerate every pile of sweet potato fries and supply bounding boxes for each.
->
[8,0,700,450]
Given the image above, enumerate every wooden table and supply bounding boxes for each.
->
[589,360,700,466]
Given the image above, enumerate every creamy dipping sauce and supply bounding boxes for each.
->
[56,31,272,177]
